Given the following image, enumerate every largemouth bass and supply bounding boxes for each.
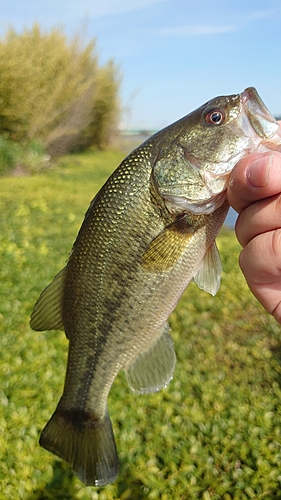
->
[30,87,281,486]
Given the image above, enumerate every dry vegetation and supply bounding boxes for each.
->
[0,24,121,158]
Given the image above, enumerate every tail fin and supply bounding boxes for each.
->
[39,408,119,486]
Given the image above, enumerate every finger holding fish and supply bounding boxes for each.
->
[238,228,281,323]
[228,149,281,208]
[227,146,281,324]
[236,188,281,248]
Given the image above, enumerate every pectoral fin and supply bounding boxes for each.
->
[141,218,193,272]
[193,241,222,296]
[125,322,176,394]
[30,267,66,332]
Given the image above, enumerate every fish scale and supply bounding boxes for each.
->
[30,87,281,486]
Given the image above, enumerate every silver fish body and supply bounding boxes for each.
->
[30,87,281,486]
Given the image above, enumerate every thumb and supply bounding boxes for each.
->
[227,151,281,213]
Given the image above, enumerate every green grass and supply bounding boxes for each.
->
[1,150,281,500]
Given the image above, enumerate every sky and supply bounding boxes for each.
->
[1,0,281,130]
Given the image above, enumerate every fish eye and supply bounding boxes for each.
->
[205,108,225,125]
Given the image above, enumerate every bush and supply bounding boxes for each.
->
[0,24,121,155]
[0,135,50,175]
[0,135,19,175]
[85,60,122,149]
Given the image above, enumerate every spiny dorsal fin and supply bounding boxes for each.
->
[124,322,176,394]
[141,218,193,272]
[30,267,66,332]
[193,241,222,296]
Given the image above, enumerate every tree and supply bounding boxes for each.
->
[0,24,121,155]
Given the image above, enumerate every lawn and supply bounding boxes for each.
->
[0,149,281,500]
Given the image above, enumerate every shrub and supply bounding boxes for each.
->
[0,135,50,175]
[0,24,121,155]
[85,60,122,149]
[0,135,19,175]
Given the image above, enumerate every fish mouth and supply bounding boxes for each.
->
[241,87,281,147]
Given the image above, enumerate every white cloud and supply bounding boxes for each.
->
[244,9,278,21]
[86,0,167,18]
[156,7,280,38]
[0,0,168,31]
[158,23,237,37]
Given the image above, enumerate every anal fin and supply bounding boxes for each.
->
[125,323,176,394]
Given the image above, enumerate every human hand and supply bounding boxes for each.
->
[227,150,281,323]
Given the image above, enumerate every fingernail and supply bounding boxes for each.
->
[246,153,274,188]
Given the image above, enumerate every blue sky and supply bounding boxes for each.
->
[1,0,281,129]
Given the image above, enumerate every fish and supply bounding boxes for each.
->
[30,87,281,486]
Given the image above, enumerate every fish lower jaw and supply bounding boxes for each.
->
[261,128,281,152]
